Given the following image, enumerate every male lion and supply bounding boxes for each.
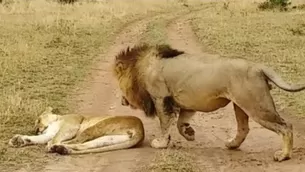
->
[8,107,145,155]
[112,43,305,162]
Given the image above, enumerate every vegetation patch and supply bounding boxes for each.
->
[258,0,291,11]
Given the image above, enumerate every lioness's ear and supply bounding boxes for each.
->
[44,106,53,113]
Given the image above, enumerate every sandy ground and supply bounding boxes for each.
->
[37,9,305,172]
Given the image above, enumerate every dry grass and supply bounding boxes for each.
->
[138,0,205,46]
[137,149,201,172]
[138,16,170,45]
[3,0,305,170]
[191,0,305,116]
[0,0,186,170]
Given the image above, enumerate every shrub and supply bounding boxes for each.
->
[258,0,291,11]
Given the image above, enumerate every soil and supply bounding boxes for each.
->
[34,9,305,172]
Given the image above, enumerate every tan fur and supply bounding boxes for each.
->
[113,43,305,162]
[8,107,145,155]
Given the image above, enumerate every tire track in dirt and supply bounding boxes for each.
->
[39,10,194,172]
[166,13,305,172]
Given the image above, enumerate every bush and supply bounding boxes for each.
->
[58,0,77,4]
[258,0,291,11]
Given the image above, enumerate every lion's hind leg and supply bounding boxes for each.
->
[65,135,131,150]
[53,134,140,155]
[225,103,249,149]
[234,89,293,162]
[252,113,293,162]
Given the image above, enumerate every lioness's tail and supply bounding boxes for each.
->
[68,133,144,155]
[261,65,305,92]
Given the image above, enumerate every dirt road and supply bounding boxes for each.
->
[40,8,305,172]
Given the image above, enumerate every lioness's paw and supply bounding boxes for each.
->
[273,150,291,162]
[46,142,55,153]
[8,135,30,147]
[179,123,195,141]
[50,145,71,155]
[151,137,170,149]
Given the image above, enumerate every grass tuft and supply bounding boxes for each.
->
[258,0,291,11]
[57,0,77,4]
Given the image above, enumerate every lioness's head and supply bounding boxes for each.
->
[34,107,59,134]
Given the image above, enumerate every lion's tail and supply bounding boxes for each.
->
[261,65,305,92]
[67,132,144,155]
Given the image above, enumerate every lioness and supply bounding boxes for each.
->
[8,107,145,155]
[112,43,305,162]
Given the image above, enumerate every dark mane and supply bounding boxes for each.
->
[156,44,184,58]
[115,43,184,62]
[115,43,150,62]
[114,43,156,117]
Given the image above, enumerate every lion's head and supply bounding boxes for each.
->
[113,43,184,117]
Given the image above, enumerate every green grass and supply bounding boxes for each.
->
[0,0,186,170]
[191,1,305,115]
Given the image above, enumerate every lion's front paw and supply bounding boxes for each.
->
[179,123,195,141]
[8,135,30,148]
[151,137,170,149]
[273,150,291,162]
[225,138,240,150]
